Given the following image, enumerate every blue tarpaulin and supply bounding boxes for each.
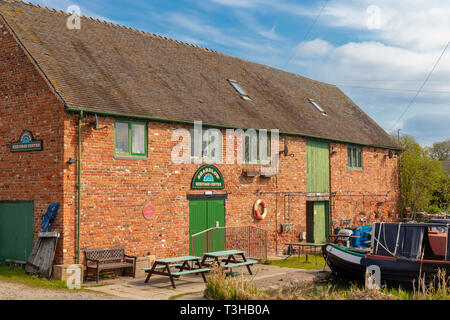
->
[40,204,59,232]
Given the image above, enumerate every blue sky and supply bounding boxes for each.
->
[32,0,450,146]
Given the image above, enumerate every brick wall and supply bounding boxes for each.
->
[0,20,65,262]
[330,143,400,229]
[62,114,400,264]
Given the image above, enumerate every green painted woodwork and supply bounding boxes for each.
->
[189,200,225,255]
[306,140,330,193]
[155,256,201,263]
[204,250,244,257]
[306,201,330,244]
[348,145,363,170]
[0,202,34,262]
[114,120,147,157]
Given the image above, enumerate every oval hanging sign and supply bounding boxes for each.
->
[192,165,225,189]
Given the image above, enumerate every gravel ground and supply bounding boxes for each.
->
[0,281,125,300]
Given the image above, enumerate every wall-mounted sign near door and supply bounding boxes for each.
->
[192,165,225,189]
[11,131,43,152]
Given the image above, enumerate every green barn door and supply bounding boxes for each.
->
[189,200,225,256]
[306,201,330,244]
[207,200,226,252]
[306,140,330,193]
[189,200,208,256]
[0,202,34,262]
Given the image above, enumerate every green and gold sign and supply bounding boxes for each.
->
[192,165,225,189]
[11,130,43,152]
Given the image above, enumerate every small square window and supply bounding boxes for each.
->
[348,145,363,170]
[243,131,271,165]
[115,121,147,157]
[190,127,222,162]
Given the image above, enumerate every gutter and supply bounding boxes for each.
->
[77,111,83,264]
[65,107,403,151]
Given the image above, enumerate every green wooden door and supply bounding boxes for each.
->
[313,202,327,244]
[306,140,330,193]
[306,201,330,244]
[207,200,226,252]
[0,202,34,262]
[189,200,225,255]
[189,200,208,256]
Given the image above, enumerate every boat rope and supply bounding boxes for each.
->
[393,223,402,256]
[373,223,396,257]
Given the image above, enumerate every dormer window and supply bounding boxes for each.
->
[308,98,327,116]
[228,79,251,100]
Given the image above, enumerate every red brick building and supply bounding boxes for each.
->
[0,1,401,266]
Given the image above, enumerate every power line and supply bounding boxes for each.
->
[280,0,329,71]
[389,40,450,132]
[336,84,450,95]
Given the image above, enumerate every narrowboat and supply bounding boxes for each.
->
[323,221,450,285]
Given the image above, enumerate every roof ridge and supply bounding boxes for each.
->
[3,0,218,54]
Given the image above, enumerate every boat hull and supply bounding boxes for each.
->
[361,256,450,285]
[322,244,367,280]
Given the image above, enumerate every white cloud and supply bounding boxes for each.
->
[295,38,333,57]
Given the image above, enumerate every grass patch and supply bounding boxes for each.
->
[204,266,268,300]
[262,254,327,270]
[0,263,68,290]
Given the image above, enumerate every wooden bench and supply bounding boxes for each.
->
[84,246,137,283]
[224,260,257,269]
[143,264,182,272]
[171,268,211,277]
[144,256,210,289]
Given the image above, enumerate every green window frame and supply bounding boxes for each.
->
[348,145,363,170]
[190,127,223,163]
[114,120,147,157]
[243,132,271,165]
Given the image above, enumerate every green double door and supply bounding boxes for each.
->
[0,202,35,262]
[306,201,330,244]
[189,200,225,256]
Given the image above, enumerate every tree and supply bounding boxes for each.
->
[428,139,450,161]
[399,136,446,215]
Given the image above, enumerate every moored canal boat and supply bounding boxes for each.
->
[324,221,450,285]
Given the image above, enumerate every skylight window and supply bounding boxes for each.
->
[308,98,327,116]
[228,80,251,100]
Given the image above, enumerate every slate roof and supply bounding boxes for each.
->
[0,0,400,149]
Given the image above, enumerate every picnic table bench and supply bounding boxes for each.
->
[84,246,137,283]
[201,250,257,275]
[144,256,210,289]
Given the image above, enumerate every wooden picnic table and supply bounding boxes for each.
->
[201,250,256,275]
[144,255,210,289]
[285,242,326,264]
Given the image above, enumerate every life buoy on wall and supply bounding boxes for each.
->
[254,199,267,220]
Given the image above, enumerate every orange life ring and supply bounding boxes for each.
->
[254,199,267,220]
